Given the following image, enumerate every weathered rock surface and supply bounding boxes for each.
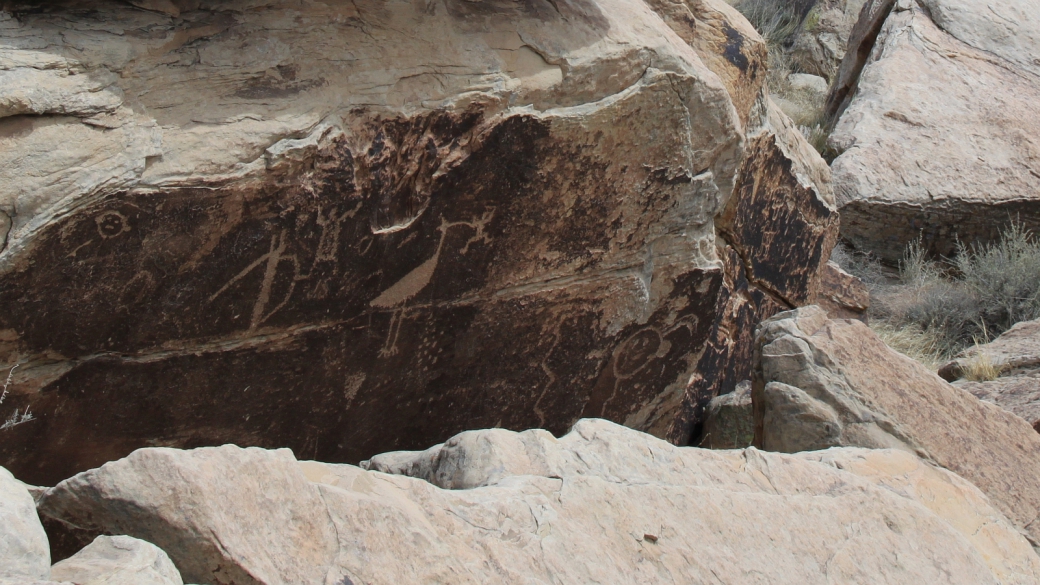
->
[50,536,182,585]
[754,305,1040,545]
[789,0,867,79]
[38,446,336,583]
[827,0,1040,260]
[941,318,1040,382]
[0,0,836,484]
[0,466,49,581]
[939,318,1040,429]
[813,260,869,319]
[37,419,1040,584]
[956,375,1040,433]
[696,380,754,448]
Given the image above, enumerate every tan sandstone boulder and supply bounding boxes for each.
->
[754,305,1040,545]
[38,446,337,584]
[0,0,835,485]
[0,466,50,581]
[826,0,1040,261]
[790,0,868,79]
[36,419,1040,584]
[50,536,182,585]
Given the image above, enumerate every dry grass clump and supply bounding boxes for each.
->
[868,321,948,370]
[961,350,1004,382]
[730,0,815,49]
[836,223,1040,367]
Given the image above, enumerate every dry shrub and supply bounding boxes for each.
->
[836,223,1040,366]
[954,222,1040,335]
[730,0,815,49]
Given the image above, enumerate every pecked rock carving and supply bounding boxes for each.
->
[0,0,837,484]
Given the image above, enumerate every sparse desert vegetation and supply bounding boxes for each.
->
[727,0,835,155]
[835,223,1040,367]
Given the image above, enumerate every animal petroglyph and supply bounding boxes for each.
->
[370,211,494,309]
[371,211,494,359]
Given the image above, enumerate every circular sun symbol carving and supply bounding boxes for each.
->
[95,210,131,239]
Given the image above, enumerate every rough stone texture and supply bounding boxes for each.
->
[956,376,1040,433]
[939,318,1040,430]
[50,535,183,585]
[696,380,753,448]
[644,0,767,127]
[754,305,1040,545]
[813,260,869,319]
[827,0,1040,261]
[37,420,1040,584]
[37,446,337,584]
[823,0,896,122]
[788,73,829,95]
[0,0,835,485]
[790,0,867,79]
[941,318,1040,382]
[717,97,838,309]
[0,466,49,581]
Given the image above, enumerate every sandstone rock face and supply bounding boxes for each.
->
[37,446,336,584]
[827,0,1040,261]
[49,536,182,585]
[754,306,1040,545]
[37,419,1040,584]
[956,376,1040,433]
[813,260,869,319]
[822,0,894,120]
[696,380,754,448]
[0,466,49,581]
[0,0,835,484]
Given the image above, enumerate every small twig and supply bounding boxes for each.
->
[0,363,20,406]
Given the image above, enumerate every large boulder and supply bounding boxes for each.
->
[37,420,1040,584]
[49,535,182,585]
[0,0,837,485]
[753,306,1040,545]
[0,466,49,581]
[37,446,336,583]
[826,0,1040,261]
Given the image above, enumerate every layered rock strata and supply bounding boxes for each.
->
[753,306,1040,545]
[35,419,1040,584]
[0,0,837,485]
[826,0,1040,261]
